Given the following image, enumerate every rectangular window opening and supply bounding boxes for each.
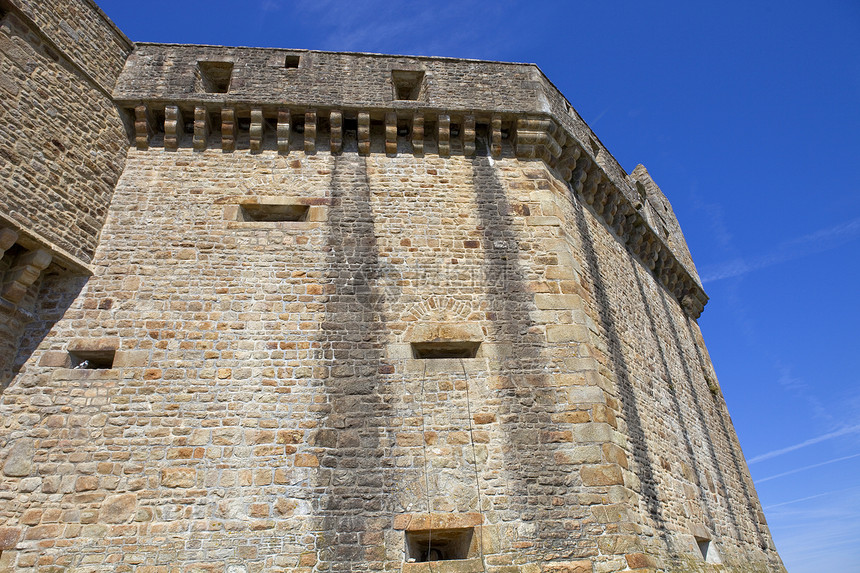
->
[392,70,425,101]
[239,204,309,223]
[411,341,480,359]
[284,54,301,68]
[69,349,115,370]
[197,61,233,93]
[405,528,473,562]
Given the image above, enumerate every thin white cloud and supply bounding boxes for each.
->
[756,452,860,483]
[700,216,860,283]
[748,424,860,464]
[763,491,833,510]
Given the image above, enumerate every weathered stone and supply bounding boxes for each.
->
[2,439,34,477]
[542,561,592,573]
[100,493,137,523]
[0,6,781,572]
[580,464,624,486]
[161,468,196,488]
[0,527,22,550]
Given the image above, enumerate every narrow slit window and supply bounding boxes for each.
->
[284,54,301,68]
[411,341,480,359]
[69,349,115,370]
[239,204,309,222]
[405,528,473,562]
[196,61,233,93]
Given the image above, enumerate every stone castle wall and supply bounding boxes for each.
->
[0,0,132,389]
[0,133,783,572]
[0,3,785,572]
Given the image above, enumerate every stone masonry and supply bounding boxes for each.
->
[0,1,786,572]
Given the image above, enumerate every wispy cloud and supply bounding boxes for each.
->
[763,490,834,510]
[700,216,860,283]
[748,424,860,464]
[288,0,516,58]
[590,107,610,126]
[756,452,860,483]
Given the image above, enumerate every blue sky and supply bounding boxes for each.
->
[95,1,860,570]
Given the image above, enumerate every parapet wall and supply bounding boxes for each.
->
[114,45,707,319]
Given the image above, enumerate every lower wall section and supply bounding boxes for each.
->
[0,147,784,573]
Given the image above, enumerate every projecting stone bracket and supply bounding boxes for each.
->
[119,101,708,317]
[1,248,52,304]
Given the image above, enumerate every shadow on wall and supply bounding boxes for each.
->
[312,154,394,570]
[567,189,668,535]
[471,154,573,556]
[1,270,87,391]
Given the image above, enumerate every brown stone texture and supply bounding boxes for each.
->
[0,4,785,573]
[0,0,131,390]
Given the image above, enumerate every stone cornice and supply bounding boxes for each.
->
[123,99,708,319]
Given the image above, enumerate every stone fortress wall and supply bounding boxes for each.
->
[0,0,132,388]
[0,2,786,572]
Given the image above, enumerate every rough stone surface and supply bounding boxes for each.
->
[0,2,785,572]
[1,439,33,477]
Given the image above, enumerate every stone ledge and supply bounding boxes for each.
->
[394,512,483,531]
[402,558,484,573]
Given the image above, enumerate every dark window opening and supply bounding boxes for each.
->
[284,54,301,68]
[475,123,490,155]
[153,110,166,133]
[197,61,233,93]
[343,117,358,133]
[406,528,473,562]
[237,117,251,132]
[69,349,115,370]
[695,537,720,564]
[411,341,480,359]
[392,70,424,101]
[239,204,309,223]
[1,243,24,274]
